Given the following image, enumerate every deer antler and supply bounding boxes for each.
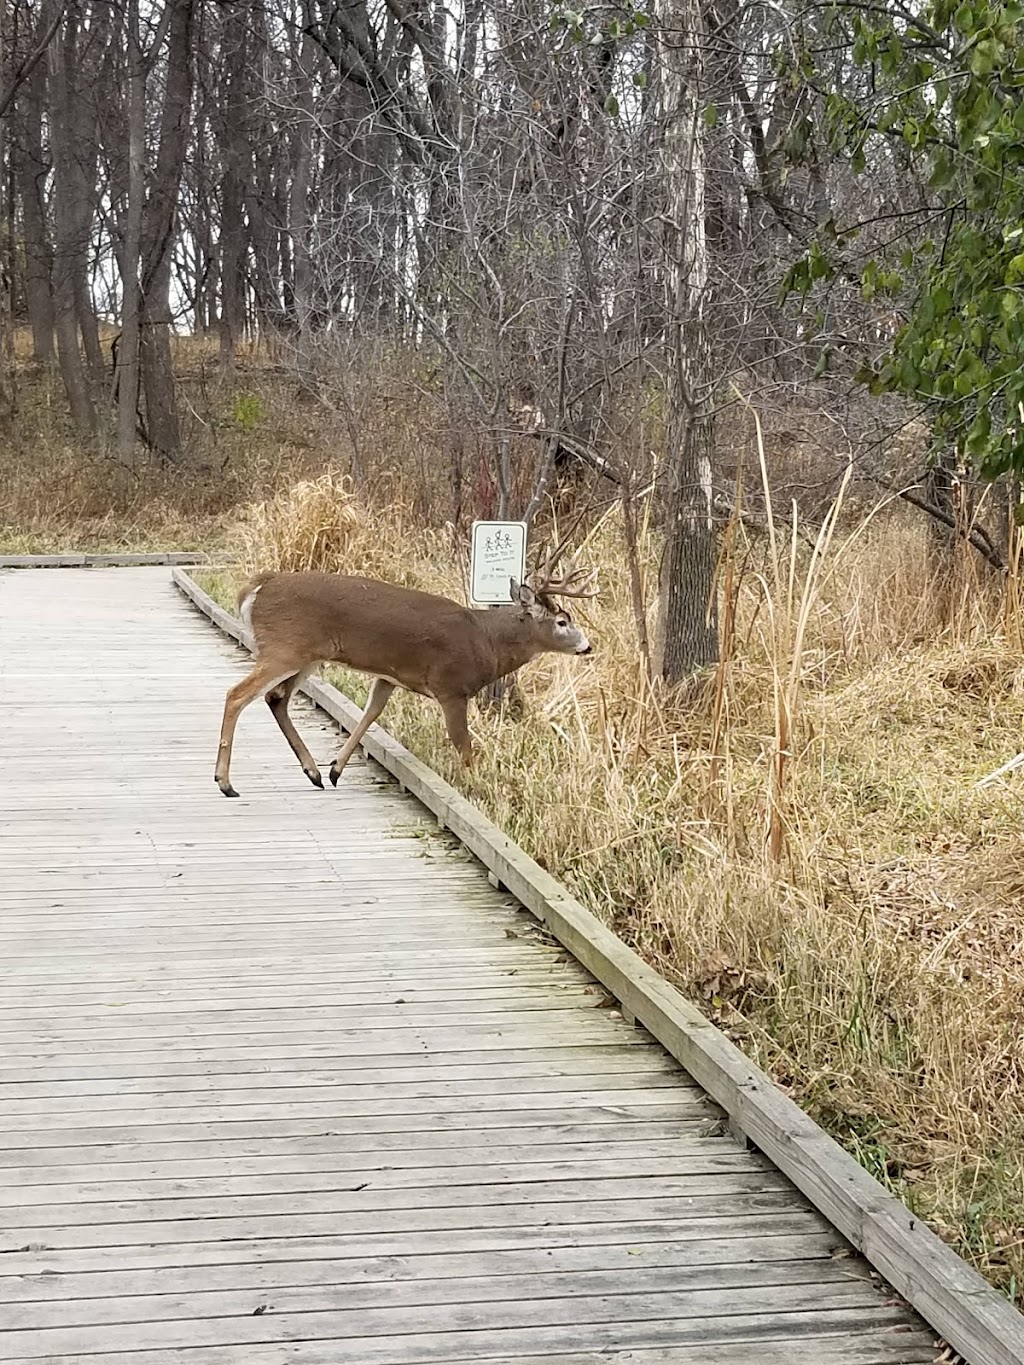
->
[529,557,600,601]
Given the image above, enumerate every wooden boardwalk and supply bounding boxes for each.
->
[0,566,940,1363]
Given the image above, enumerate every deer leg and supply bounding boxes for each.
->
[329,678,396,787]
[439,696,474,766]
[266,670,322,790]
[215,660,296,798]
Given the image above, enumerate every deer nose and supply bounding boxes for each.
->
[577,644,593,655]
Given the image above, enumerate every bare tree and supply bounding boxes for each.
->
[138,0,195,459]
[115,0,144,464]
[653,0,718,680]
[47,3,96,434]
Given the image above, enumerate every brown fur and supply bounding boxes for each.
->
[214,570,592,797]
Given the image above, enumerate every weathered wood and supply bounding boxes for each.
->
[0,551,210,567]
[0,1245,867,1307]
[0,1148,769,1194]
[6,1275,885,1334]
[0,1305,929,1359]
[0,1055,679,1096]
[2,1194,818,1251]
[0,1220,836,1279]
[0,1337,940,1365]
[173,567,1024,1365]
[0,1123,710,1171]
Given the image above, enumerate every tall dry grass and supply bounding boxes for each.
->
[199,473,1024,1301]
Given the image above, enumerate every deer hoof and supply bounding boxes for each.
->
[306,768,324,789]
[218,783,240,798]
[329,764,342,788]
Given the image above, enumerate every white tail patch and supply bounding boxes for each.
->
[239,585,262,638]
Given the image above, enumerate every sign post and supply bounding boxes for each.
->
[469,520,528,606]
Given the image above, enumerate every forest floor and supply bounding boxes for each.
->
[4,336,1023,1303]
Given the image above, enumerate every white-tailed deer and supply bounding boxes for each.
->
[214,561,598,797]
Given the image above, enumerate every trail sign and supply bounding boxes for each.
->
[470,520,527,605]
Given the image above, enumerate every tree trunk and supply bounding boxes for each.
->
[0,0,12,422]
[290,27,316,336]
[139,0,195,459]
[48,19,96,436]
[925,446,969,626]
[216,0,248,372]
[116,0,144,465]
[14,58,54,364]
[653,0,719,681]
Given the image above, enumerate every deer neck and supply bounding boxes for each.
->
[477,606,546,677]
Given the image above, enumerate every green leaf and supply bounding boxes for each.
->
[704,103,718,128]
[933,285,954,315]
[603,93,619,117]
[970,37,1002,75]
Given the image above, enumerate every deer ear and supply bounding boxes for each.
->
[511,579,544,616]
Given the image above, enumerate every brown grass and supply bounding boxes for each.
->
[6,339,1023,1302]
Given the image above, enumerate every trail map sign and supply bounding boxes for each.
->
[470,520,527,606]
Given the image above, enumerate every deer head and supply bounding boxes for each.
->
[508,557,599,657]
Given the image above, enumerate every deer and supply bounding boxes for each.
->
[214,559,598,798]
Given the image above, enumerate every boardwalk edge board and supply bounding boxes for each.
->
[172,564,1024,1365]
[0,552,215,568]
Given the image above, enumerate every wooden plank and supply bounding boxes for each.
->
[173,570,1024,1364]
[0,552,209,567]
[0,1030,664,1071]
[0,1335,940,1365]
[0,1065,680,1103]
[0,1337,941,1365]
[0,1165,782,1211]
[0,1073,695,1120]
[0,1044,662,1084]
[0,1212,836,1278]
[2,1198,817,1253]
[0,1145,765,1192]
[0,969,595,1005]
[0,1242,867,1306]
[0,1105,717,1153]
[0,999,634,1037]
[5,1271,886,1333]
[0,1088,705,1130]
[0,1144,765,1191]
[0,1122,710,1171]
[1,1173,794,1227]
[0,1028,672,1064]
[0,1303,924,1360]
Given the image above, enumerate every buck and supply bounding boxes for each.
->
[214,562,598,797]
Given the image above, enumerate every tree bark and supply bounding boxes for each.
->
[14,56,54,364]
[139,0,195,459]
[116,0,144,465]
[48,12,96,435]
[653,0,719,681]
[216,0,247,371]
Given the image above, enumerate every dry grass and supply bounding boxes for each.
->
[201,477,1024,1303]
[6,339,1023,1301]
